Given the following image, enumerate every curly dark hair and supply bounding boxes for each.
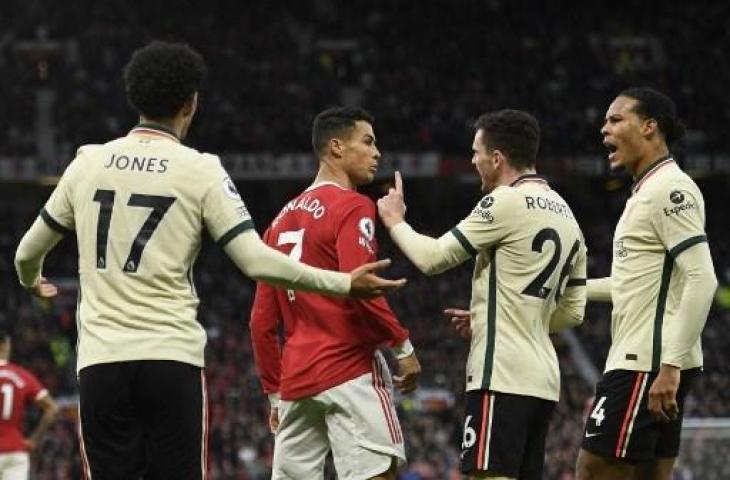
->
[123,41,207,118]
[311,106,375,157]
[474,109,540,169]
[620,87,686,144]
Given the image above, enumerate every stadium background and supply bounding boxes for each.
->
[1,0,729,478]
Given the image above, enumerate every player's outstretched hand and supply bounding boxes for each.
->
[349,259,406,298]
[394,352,421,394]
[444,308,472,339]
[377,171,407,230]
[648,364,680,423]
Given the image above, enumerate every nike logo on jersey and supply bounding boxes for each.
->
[585,431,602,438]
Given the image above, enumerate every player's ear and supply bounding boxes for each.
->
[641,118,658,139]
[492,149,505,168]
[330,137,345,158]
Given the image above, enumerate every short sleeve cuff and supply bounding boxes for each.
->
[40,209,73,235]
[668,235,707,259]
[217,219,255,247]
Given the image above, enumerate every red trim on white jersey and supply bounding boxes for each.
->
[632,158,674,194]
[201,371,209,479]
[129,127,180,143]
[77,404,92,479]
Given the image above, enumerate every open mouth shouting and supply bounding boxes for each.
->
[604,140,619,165]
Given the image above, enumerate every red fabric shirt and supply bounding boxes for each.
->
[0,361,46,452]
[250,183,409,401]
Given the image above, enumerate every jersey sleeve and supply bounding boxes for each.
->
[550,240,588,332]
[42,152,85,234]
[21,368,46,405]
[249,230,284,395]
[451,188,515,256]
[649,184,707,259]
[201,155,255,247]
[336,197,409,346]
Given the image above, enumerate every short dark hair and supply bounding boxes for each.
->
[123,41,207,118]
[619,87,686,144]
[312,106,374,156]
[474,109,540,169]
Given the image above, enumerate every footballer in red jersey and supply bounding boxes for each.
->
[250,106,419,480]
[0,329,59,479]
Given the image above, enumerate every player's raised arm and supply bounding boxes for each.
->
[377,171,472,275]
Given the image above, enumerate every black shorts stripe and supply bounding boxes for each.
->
[40,208,73,235]
[450,227,478,257]
[216,219,255,248]
[566,278,587,287]
[668,235,707,259]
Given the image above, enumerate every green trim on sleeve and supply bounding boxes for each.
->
[40,208,73,235]
[450,227,478,257]
[481,247,497,389]
[668,235,707,259]
[652,254,674,371]
[216,219,255,248]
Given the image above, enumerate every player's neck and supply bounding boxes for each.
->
[499,167,537,188]
[138,116,184,140]
[630,145,670,178]
[313,163,355,190]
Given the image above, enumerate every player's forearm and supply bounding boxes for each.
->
[587,277,612,302]
[225,230,350,296]
[549,301,585,333]
[662,243,717,367]
[15,217,64,288]
[389,222,468,275]
[30,398,59,444]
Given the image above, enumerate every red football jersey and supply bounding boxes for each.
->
[250,182,409,401]
[0,361,46,452]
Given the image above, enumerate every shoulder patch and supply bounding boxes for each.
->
[479,196,494,209]
[223,177,242,200]
[358,217,375,241]
[471,195,496,223]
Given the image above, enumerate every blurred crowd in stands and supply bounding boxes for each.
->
[1,0,729,160]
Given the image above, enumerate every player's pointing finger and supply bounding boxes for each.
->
[395,171,403,195]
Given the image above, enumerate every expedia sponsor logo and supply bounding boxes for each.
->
[670,190,684,204]
[471,196,495,223]
[663,201,696,217]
